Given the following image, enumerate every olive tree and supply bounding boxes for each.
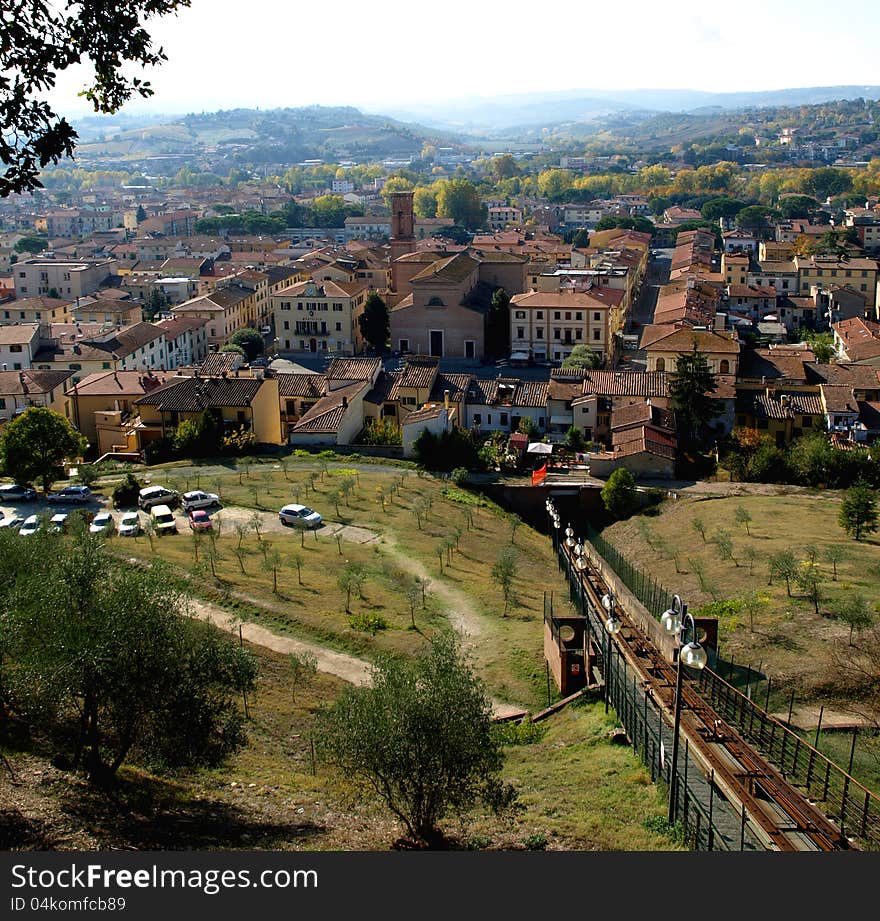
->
[316,635,516,847]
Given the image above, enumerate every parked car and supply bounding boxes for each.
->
[89,511,115,535]
[150,504,177,535]
[49,512,69,533]
[0,484,37,502]
[278,504,322,529]
[0,515,25,530]
[47,485,91,504]
[188,509,213,532]
[118,511,141,537]
[19,514,41,536]
[138,485,180,509]
[181,490,220,512]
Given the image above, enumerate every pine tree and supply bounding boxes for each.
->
[669,342,721,449]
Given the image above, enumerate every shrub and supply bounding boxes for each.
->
[112,472,141,509]
[494,720,545,745]
[601,467,638,520]
[222,427,257,455]
[450,467,469,486]
[360,419,402,445]
[348,612,387,634]
[521,833,548,851]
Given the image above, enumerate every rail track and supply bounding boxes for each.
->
[570,546,851,851]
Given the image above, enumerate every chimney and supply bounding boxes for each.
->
[444,389,450,411]
[342,396,348,408]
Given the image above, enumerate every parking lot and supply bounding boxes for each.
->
[0,489,371,542]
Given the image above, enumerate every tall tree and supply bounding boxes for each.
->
[0,530,256,782]
[669,343,721,449]
[316,635,516,846]
[601,467,638,520]
[0,407,86,493]
[0,1,189,196]
[435,179,485,230]
[839,481,879,542]
[228,327,264,361]
[357,291,389,353]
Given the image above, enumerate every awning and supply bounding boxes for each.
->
[510,351,530,361]
[549,415,572,425]
[527,442,553,454]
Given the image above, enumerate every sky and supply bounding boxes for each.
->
[48,0,880,118]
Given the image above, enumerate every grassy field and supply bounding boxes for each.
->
[604,491,880,700]
[119,456,576,710]
[2,624,678,851]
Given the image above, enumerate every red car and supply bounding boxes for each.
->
[188,509,213,532]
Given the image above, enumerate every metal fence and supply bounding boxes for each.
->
[583,522,672,620]
[698,668,880,849]
[556,546,761,851]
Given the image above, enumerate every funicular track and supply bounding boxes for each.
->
[567,545,852,851]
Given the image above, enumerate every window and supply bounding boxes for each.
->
[283,320,289,330]
[656,357,665,371]
[536,327,544,339]
[594,312,601,321]
[335,322,342,332]
[576,329,583,340]
[553,328,561,340]
[719,359,730,374]
[102,362,111,369]
[473,413,482,425]
[536,311,543,319]
[13,363,21,371]
[554,312,561,320]
[297,302,303,311]
[592,329,600,340]
[487,414,492,424]
[399,339,409,352]
[517,327,525,339]
[9,345,21,353]
[500,412,508,426]
[514,311,526,319]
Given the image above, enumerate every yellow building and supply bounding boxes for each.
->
[1,295,71,325]
[170,280,259,350]
[131,374,283,450]
[794,254,879,310]
[272,279,368,355]
[721,252,750,287]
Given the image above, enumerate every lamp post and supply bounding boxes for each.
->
[602,592,621,714]
[564,524,575,548]
[662,594,708,826]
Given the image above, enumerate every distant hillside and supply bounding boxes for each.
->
[376,85,880,135]
[69,106,462,164]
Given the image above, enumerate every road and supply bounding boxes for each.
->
[618,248,672,372]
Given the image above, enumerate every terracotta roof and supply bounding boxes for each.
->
[640,326,740,354]
[292,380,367,434]
[410,251,480,284]
[611,402,675,432]
[581,370,670,398]
[820,384,860,414]
[0,369,73,395]
[135,375,264,412]
[429,372,473,403]
[70,369,169,396]
[612,425,677,459]
[738,349,811,382]
[468,378,548,408]
[198,352,242,376]
[0,324,39,344]
[401,403,447,425]
[364,371,400,405]
[509,290,617,310]
[325,357,381,382]
[155,316,208,338]
[806,362,880,393]
[277,372,325,399]
[398,356,440,388]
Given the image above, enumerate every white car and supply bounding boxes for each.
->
[278,504,322,529]
[90,511,115,535]
[0,516,25,530]
[138,485,180,509]
[181,490,220,512]
[19,514,41,536]
[118,511,141,537]
[49,512,69,533]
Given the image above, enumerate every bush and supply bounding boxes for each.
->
[413,428,482,472]
[221,427,257,455]
[360,419,402,445]
[112,472,141,509]
[521,833,548,851]
[601,467,638,520]
[450,467,469,485]
[348,612,387,634]
[142,434,175,465]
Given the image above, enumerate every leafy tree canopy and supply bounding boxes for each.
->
[228,327,264,361]
[0,407,86,492]
[317,635,516,846]
[358,291,389,353]
[0,1,190,196]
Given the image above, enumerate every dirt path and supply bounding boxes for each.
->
[188,598,372,686]
[383,539,483,638]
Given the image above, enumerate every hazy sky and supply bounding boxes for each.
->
[48,0,880,117]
